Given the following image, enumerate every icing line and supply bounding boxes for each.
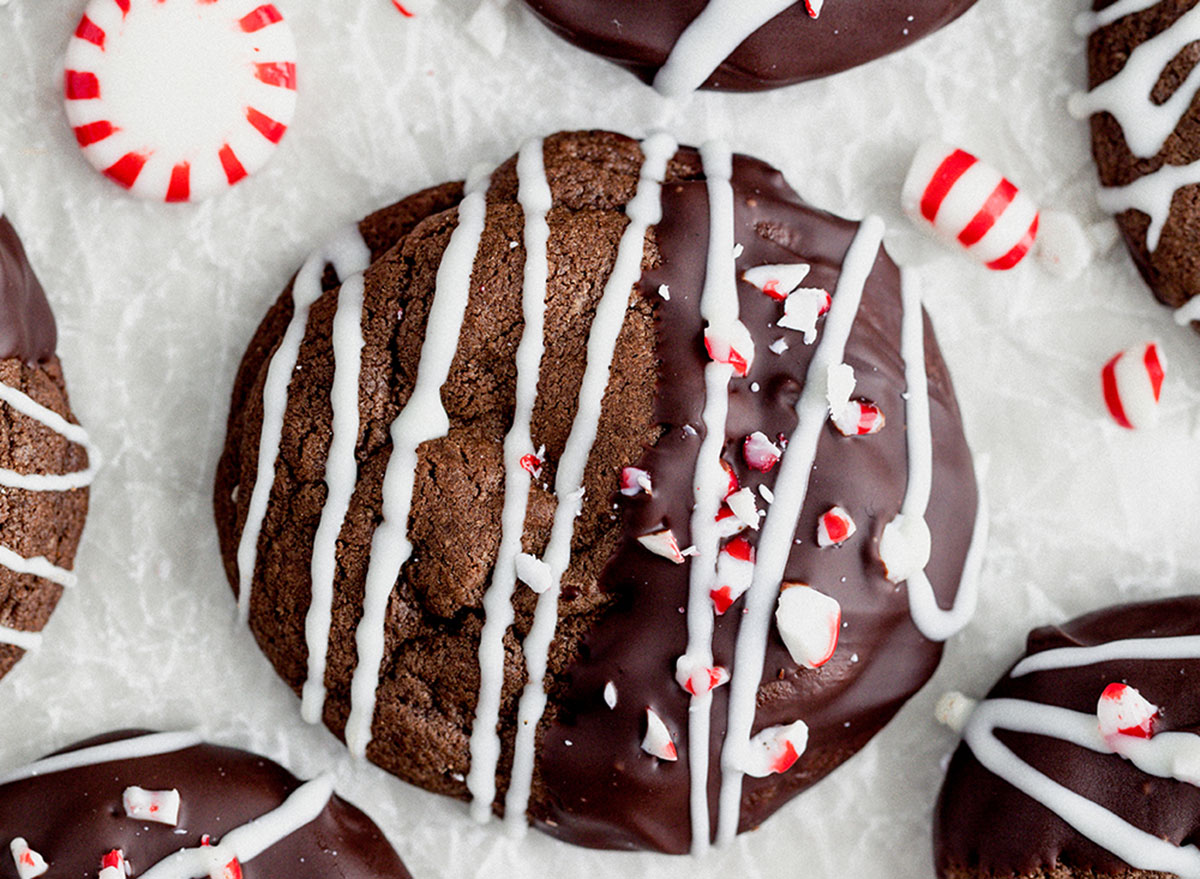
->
[0,731,204,786]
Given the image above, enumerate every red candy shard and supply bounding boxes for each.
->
[74,120,116,147]
[519,452,543,478]
[619,466,652,497]
[75,15,107,49]
[166,163,191,203]
[10,838,48,879]
[104,152,150,189]
[637,528,686,564]
[675,655,730,696]
[98,850,126,879]
[816,505,856,548]
[726,486,760,530]
[742,720,810,778]
[703,321,755,377]
[641,708,678,761]
[714,504,748,539]
[1098,682,1159,740]
[246,107,287,145]
[114,0,130,14]
[775,582,841,669]
[743,431,781,472]
[219,144,248,185]
[255,61,297,90]
[712,537,755,615]
[832,399,884,437]
[239,3,284,32]
[720,458,738,498]
[64,70,101,100]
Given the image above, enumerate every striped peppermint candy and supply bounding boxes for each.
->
[9,840,47,879]
[123,785,181,825]
[64,0,298,202]
[1102,341,1166,430]
[902,141,1039,270]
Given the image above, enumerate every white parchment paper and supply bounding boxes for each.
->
[1,1,1199,876]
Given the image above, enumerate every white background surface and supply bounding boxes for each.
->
[1,0,1199,877]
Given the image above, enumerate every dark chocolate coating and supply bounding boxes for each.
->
[214,130,978,853]
[936,597,1200,878]
[0,730,412,879]
[0,217,56,364]
[522,0,982,92]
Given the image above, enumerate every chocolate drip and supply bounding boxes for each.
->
[534,148,977,852]
[0,217,57,364]
[0,730,412,879]
[936,597,1200,877]
[522,0,982,92]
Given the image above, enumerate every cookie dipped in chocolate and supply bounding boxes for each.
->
[0,730,413,879]
[215,130,981,853]
[936,596,1200,878]
[0,216,56,364]
[522,0,982,94]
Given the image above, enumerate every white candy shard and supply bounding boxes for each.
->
[742,431,781,472]
[935,691,978,734]
[603,681,618,709]
[711,536,755,615]
[775,583,841,669]
[98,850,126,879]
[1035,210,1092,279]
[825,363,856,421]
[769,337,789,355]
[619,466,653,497]
[805,0,825,16]
[831,399,885,436]
[714,505,749,538]
[879,513,932,583]
[1102,341,1166,430]
[122,785,182,825]
[902,141,1040,270]
[704,320,756,377]
[743,263,812,301]
[515,552,552,594]
[642,708,678,761]
[778,287,832,344]
[637,528,687,564]
[741,720,810,777]
[675,655,731,696]
[1097,683,1158,741]
[9,839,47,879]
[816,506,856,548]
[725,487,761,530]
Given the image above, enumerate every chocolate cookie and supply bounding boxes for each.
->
[0,205,92,680]
[214,130,982,853]
[936,596,1200,879]
[521,1,982,95]
[1073,0,1200,329]
[0,729,412,879]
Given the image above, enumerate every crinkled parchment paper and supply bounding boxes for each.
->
[0,1,1199,876]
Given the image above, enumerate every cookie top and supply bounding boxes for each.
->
[0,205,91,678]
[215,130,981,853]
[936,596,1200,878]
[521,0,982,94]
[0,729,413,879]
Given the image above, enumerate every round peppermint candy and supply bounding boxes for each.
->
[63,0,298,202]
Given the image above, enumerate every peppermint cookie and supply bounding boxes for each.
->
[0,729,412,878]
[936,596,1200,878]
[0,204,93,677]
[214,130,983,853]
[521,1,982,95]
[1072,0,1200,329]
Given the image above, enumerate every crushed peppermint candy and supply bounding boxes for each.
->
[832,399,885,436]
[769,337,789,355]
[637,528,687,564]
[619,466,653,497]
[775,583,841,669]
[603,681,618,709]
[519,448,544,478]
[741,719,810,777]
[711,536,755,615]
[816,506,856,547]
[743,263,814,301]
[1097,683,1158,741]
[704,321,755,377]
[657,284,671,300]
[779,287,832,344]
[806,0,825,17]
[715,504,749,539]
[879,513,932,583]
[726,486,761,530]
[9,839,47,879]
[720,459,739,498]
[99,850,127,879]
[759,484,774,503]
[675,655,730,696]
[642,708,678,761]
[123,785,182,825]
[743,431,782,472]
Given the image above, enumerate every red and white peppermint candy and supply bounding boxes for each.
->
[704,320,755,377]
[743,431,782,472]
[743,262,813,301]
[99,849,126,879]
[775,583,841,669]
[64,0,298,202]
[641,707,678,761]
[520,450,544,478]
[714,504,748,539]
[741,719,810,777]
[199,837,242,879]
[726,486,761,531]
[720,459,739,499]
[123,785,181,825]
[1102,341,1166,430]
[816,506,856,547]
[619,465,652,497]
[902,141,1039,270]
[637,528,686,564]
[9,839,47,879]
[779,287,832,345]
[805,0,825,17]
[711,536,755,615]
[1097,683,1159,741]
[831,399,885,436]
[675,655,730,696]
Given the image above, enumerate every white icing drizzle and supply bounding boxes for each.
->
[0,731,203,785]
[1011,634,1200,678]
[1074,0,1158,36]
[300,271,368,725]
[236,227,372,626]
[502,132,678,831]
[1175,295,1200,325]
[716,216,885,847]
[1071,1,1200,253]
[467,138,552,822]
[0,625,40,652]
[890,272,985,642]
[139,774,336,879]
[681,139,740,855]
[653,0,797,97]
[343,167,493,759]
